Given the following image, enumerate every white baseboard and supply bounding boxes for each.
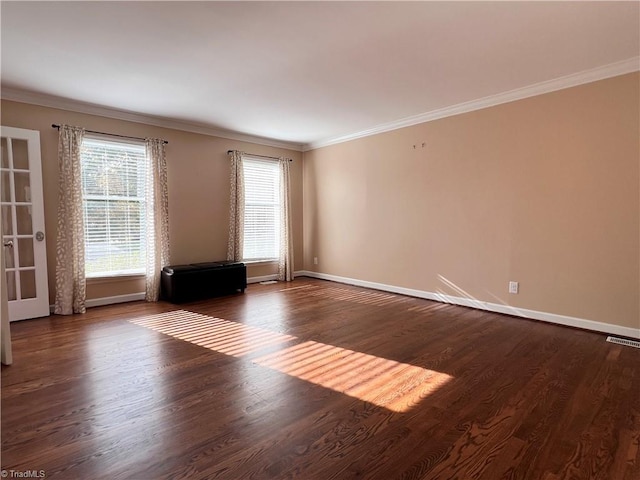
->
[247,274,278,284]
[86,293,146,308]
[296,271,640,339]
[49,292,146,313]
[89,270,309,302]
[49,271,636,339]
[248,271,306,284]
[49,271,309,312]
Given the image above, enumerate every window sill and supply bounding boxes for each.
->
[243,259,278,265]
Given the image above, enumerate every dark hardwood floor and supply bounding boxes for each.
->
[2,278,638,479]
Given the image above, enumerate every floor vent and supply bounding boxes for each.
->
[259,280,278,285]
[606,336,640,349]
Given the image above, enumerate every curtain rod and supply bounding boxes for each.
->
[227,150,292,162]
[51,124,168,145]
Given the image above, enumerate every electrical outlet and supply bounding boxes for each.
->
[509,281,519,294]
[313,257,318,265]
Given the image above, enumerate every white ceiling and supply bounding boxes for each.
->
[2,1,639,150]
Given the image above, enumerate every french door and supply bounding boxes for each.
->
[1,126,49,321]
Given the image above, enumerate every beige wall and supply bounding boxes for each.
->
[303,73,640,330]
[1,100,303,303]
[2,73,638,331]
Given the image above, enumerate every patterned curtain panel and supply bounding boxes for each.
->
[278,158,293,281]
[54,125,86,315]
[144,139,170,302]
[227,151,245,262]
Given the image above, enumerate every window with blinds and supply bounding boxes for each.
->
[243,157,280,261]
[81,136,147,277]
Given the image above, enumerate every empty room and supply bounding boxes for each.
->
[1,2,639,479]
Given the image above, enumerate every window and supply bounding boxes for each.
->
[243,157,280,261]
[81,136,147,277]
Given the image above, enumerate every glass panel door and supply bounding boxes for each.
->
[1,127,49,321]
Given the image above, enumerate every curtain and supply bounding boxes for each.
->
[278,158,294,281]
[227,151,244,262]
[54,125,86,315]
[144,139,170,302]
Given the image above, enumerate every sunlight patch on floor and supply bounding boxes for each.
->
[129,310,452,412]
[253,340,452,412]
[130,310,296,357]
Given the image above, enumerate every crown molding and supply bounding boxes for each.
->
[3,56,637,154]
[304,56,640,151]
[0,87,304,152]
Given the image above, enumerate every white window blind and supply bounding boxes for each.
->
[243,157,280,261]
[81,136,147,277]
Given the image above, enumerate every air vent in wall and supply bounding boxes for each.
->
[606,336,640,349]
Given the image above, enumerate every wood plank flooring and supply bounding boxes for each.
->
[1,278,638,479]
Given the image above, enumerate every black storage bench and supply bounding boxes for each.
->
[161,261,247,303]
